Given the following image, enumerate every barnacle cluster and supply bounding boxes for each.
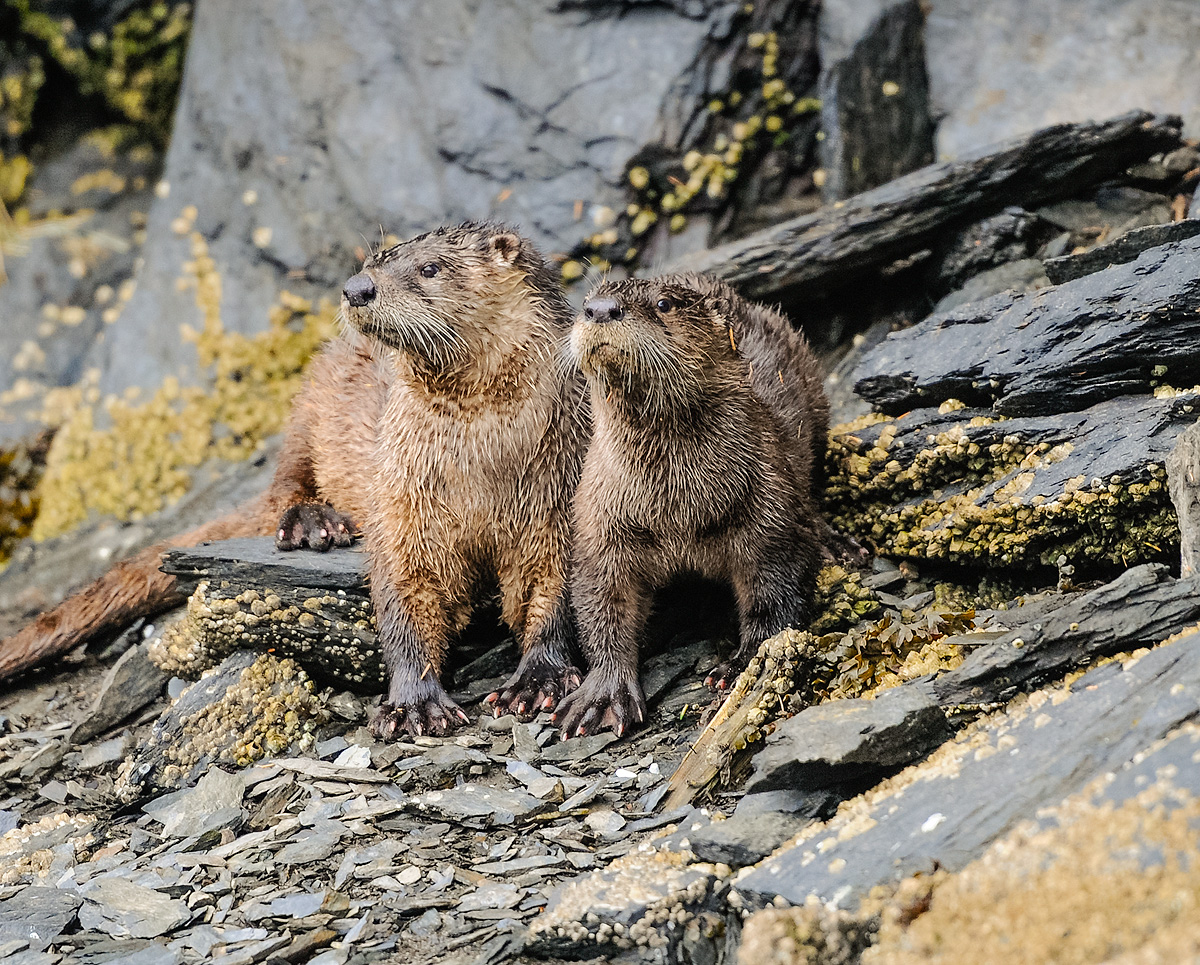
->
[811,564,882,633]
[0,429,47,565]
[560,10,820,282]
[162,654,328,773]
[824,409,1179,569]
[149,579,382,691]
[737,896,878,965]
[32,230,337,539]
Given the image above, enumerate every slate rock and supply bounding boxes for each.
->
[855,234,1200,416]
[686,812,812,868]
[1044,218,1200,285]
[0,886,82,952]
[932,257,1049,314]
[735,619,1200,910]
[817,0,935,200]
[925,207,1051,298]
[672,111,1181,301]
[1167,421,1200,579]
[405,783,552,828]
[77,878,191,939]
[747,683,950,795]
[924,0,1200,160]
[143,766,247,837]
[70,642,170,743]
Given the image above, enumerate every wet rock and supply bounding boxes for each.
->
[932,257,1049,314]
[687,812,811,868]
[747,683,950,795]
[855,233,1200,416]
[673,111,1181,301]
[1044,217,1200,284]
[817,0,935,200]
[735,619,1200,910]
[70,642,170,743]
[924,208,1052,298]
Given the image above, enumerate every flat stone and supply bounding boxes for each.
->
[277,831,343,865]
[686,812,812,868]
[540,733,617,763]
[1043,218,1200,285]
[241,892,326,921]
[78,878,191,939]
[0,887,82,952]
[405,784,552,828]
[143,767,247,837]
[747,683,950,794]
[71,643,171,744]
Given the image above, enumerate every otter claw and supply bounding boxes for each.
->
[276,501,358,552]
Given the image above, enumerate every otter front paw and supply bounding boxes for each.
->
[276,502,357,552]
[552,671,645,738]
[370,685,469,740]
[485,657,582,719]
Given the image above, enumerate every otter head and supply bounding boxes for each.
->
[571,273,740,410]
[341,221,560,374]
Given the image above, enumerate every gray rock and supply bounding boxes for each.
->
[405,783,552,827]
[931,257,1049,313]
[1168,422,1200,578]
[687,812,812,867]
[925,0,1200,160]
[735,619,1200,910]
[77,878,191,939]
[277,830,343,865]
[70,642,170,743]
[748,683,949,795]
[1044,218,1200,285]
[817,0,935,200]
[143,766,247,837]
[90,0,718,399]
[855,234,1200,416]
[0,887,82,952]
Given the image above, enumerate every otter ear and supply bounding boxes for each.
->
[487,231,522,266]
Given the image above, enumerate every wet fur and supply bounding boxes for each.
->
[556,273,828,737]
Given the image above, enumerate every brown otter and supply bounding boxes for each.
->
[553,273,829,737]
[1,224,587,739]
[341,221,587,737]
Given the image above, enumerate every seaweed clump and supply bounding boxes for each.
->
[32,230,337,539]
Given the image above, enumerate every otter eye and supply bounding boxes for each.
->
[420,263,440,278]
[655,297,674,313]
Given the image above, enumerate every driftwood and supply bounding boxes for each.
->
[671,110,1182,300]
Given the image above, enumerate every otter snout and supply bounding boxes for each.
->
[343,272,376,308]
[583,296,622,324]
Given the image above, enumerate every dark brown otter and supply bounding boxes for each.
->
[340,221,587,738]
[1,224,587,740]
[553,272,829,737]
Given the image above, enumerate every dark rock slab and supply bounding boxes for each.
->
[162,538,367,594]
[827,393,1191,569]
[925,207,1052,298]
[0,887,82,952]
[746,683,949,795]
[70,642,170,743]
[816,0,935,201]
[672,111,1181,300]
[854,233,1200,416]
[1043,215,1200,285]
[687,812,812,868]
[736,621,1200,910]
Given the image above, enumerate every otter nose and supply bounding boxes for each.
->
[584,296,622,324]
[343,272,376,308]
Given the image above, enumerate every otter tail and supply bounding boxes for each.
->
[0,500,275,683]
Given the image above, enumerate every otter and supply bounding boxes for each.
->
[341,222,587,737]
[2,223,587,741]
[553,273,829,738]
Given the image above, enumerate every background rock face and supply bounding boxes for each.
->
[90,0,720,395]
[926,0,1200,159]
